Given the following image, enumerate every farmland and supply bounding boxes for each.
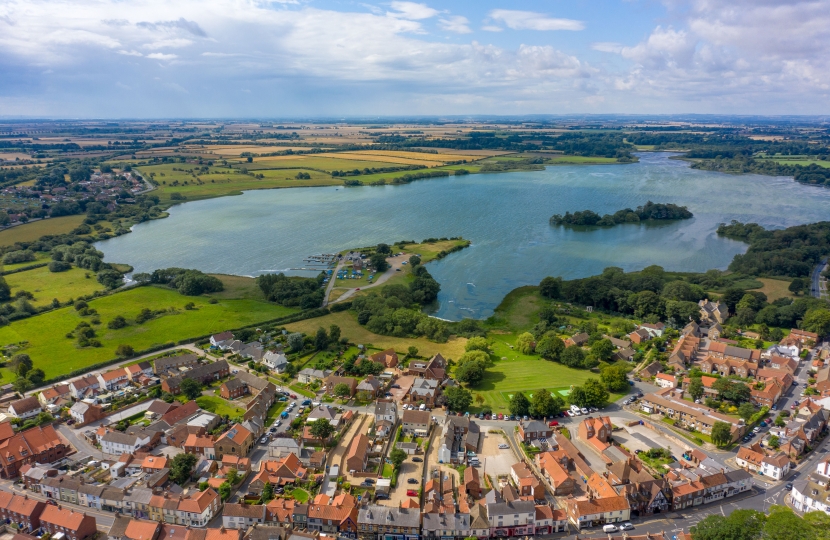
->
[5,265,106,306]
[0,215,86,246]
[0,285,297,380]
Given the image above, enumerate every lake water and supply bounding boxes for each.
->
[97,153,830,320]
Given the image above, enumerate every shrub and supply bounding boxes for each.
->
[48,261,71,272]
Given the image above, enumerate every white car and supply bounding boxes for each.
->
[580,408,589,415]
[621,523,634,531]
[498,443,509,449]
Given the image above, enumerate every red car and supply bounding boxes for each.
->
[406,489,417,496]
[563,411,571,417]
[549,420,559,427]
[290,394,297,399]
[497,413,504,420]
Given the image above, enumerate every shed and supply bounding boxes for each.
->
[375,478,391,493]
[396,442,418,455]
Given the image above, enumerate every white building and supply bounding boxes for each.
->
[792,460,830,514]
[760,454,791,480]
[8,396,42,420]
[262,351,288,372]
[100,430,153,455]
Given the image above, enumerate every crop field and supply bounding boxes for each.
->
[0,285,297,379]
[761,158,830,168]
[283,310,468,360]
[252,156,406,171]
[0,216,86,246]
[332,150,482,164]
[318,152,443,166]
[402,239,469,263]
[5,266,105,306]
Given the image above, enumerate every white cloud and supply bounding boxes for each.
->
[388,1,438,20]
[488,9,584,31]
[146,52,177,60]
[481,25,502,32]
[438,15,471,34]
[142,38,193,50]
[118,50,143,56]
[591,42,622,53]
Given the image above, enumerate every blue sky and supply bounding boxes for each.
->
[1,0,828,117]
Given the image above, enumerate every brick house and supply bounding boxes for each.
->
[0,492,46,532]
[344,434,370,473]
[0,425,70,479]
[517,420,553,443]
[220,378,249,400]
[322,375,358,398]
[39,505,98,540]
[215,424,254,459]
[368,349,398,368]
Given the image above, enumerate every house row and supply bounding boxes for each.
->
[639,389,746,441]
[162,360,230,394]
[0,490,98,540]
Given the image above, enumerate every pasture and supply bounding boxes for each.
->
[0,216,86,246]
[0,285,297,380]
[5,265,105,306]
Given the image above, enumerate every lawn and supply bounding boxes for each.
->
[485,286,545,331]
[751,278,795,302]
[0,285,298,379]
[5,265,106,306]
[286,487,310,503]
[0,215,86,246]
[288,384,316,398]
[196,395,245,419]
[283,310,468,360]
[468,333,628,412]
[265,401,287,424]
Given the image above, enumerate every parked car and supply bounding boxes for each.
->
[391,384,401,389]
[786,483,793,490]
[375,493,389,500]
[603,525,619,533]
[412,457,423,462]
[549,421,559,427]
[621,523,634,531]
[497,413,504,420]
[498,443,509,449]
[407,478,419,484]
[406,490,418,496]
[580,408,589,415]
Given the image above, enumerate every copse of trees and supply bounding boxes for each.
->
[134,267,224,296]
[255,272,324,308]
[550,202,693,227]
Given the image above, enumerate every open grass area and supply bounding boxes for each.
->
[286,487,310,503]
[288,384,316,398]
[196,395,245,419]
[547,156,619,164]
[5,265,105,306]
[0,215,86,246]
[265,401,287,424]
[401,239,469,264]
[283,310,468,360]
[0,285,297,379]
[209,275,266,301]
[485,286,544,331]
[751,277,795,302]
[468,333,628,412]
[1,252,50,272]
[758,157,830,168]
[253,156,405,171]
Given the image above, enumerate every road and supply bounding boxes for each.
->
[812,258,827,299]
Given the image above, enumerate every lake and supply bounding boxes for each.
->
[97,153,830,321]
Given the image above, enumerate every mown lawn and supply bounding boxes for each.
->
[283,310,468,360]
[0,285,297,379]
[5,265,105,306]
[196,395,245,419]
[0,215,86,246]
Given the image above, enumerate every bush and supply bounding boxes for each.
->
[3,250,36,265]
[47,261,71,272]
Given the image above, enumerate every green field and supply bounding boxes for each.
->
[5,265,105,306]
[0,215,86,247]
[758,156,830,168]
[0,285,297,379]
[196,395,245,419]
[2,252,50,272]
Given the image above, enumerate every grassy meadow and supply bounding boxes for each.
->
[5,265,106,306]
[0,285,297,379]
[0,216,86,246]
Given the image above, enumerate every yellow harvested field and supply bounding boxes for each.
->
[188,145,320,156]
[425,148,515,156]
[318,152,440,166]
[0,152,33,161]
[347,150,482,163]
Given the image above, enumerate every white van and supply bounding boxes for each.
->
[419,404,426,411]
[603,525,619,533]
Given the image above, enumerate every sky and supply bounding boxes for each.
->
[1,0,829,118]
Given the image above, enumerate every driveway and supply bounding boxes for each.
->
[381,459,424,507]
[389,376,414,402]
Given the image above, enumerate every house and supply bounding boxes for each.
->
[368,349,399,368]
[223,504,266,529]
[486,499,536,537]
[707,341,762,363]
[640,322,665,337]
[536,452,575,496]
[322,375,357,398]
[639,361,662,378]
[268,438,304,460]
[210,331,235,350]
[358,505,421,540]
[629,329,651,344]
[8,397,42,420]
[220,378,249,400]
[125,362,154,381]
[421,512,472,540]
[263,352,288,373]
[306,494,358,536]
[215,424,254,459]
[510,462,544,499]
[654,373,677,389]
[407,353,446,380]
[565,496,631,530]
[682,321,701,338]
[760,454,791,480]
[463,466,481,498]
[535,506,568,535]
[406,378,440,407]
[769,355,798,373]
[639,391,744,441]
[344,434,370,473]
[39,504,98,540]
[401,410,430,435]
[69,402,106,425]
[373,400,397,439]
[699,299,728,324]
[815,366,830,396]
[100,430,156,456]
[791,460,830,514]
[603,335,631,349]
[436,416,480,463]
[615,348,637,362]
[708,323,724,340]
[517,420,552,444]
[0,425,70,479]
[306,406,341,427]
[0,493,46,532]
[38,384,71,407]
[249,455,308,492]
[783,329,819,348]
[736,443,765,473]
[750,378,786,408]
[297,369,331,384]
[356,375,383,399]
[578,416,613,449]
[565,333,590,347]
[163,360,230,394]
[153,354,199,375]
[184,434,216,459]
[97,368,131,391]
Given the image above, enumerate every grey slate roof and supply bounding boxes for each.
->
[358,505,421,528]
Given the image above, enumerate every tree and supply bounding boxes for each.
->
[691,509,766,540]
[768,435,780,449]
[665,300,702,324]
[390,448,407,469]
[261,482,274,502]
[530,389,563,418]
[764,506,816,540]
[333,383,351,398]
[409,255,421,267]
[465,337,489,352]
[443,386,472,411]
[456,359,485,386]
[169,452,198,484]
[315,327,328,351]
[108,315,127,329]
[226,468,240,485]
[329,325,341,344]
[689,377,704,401]
[569,386,589,408]
[115,344,134,358]
[600,365,629,392]
[26,368,45,385]
[711,421,732,447]
[376,243,391,255]
[180,378,203,400]
[13,377,32,393]
[738,402,756,421]
[509,391,530,417]
[803,512,830,540]
[370,253,388,272]
[516,332,535,354]
[802,308,830,338]
[218,482,231,501]
[310,418,336,441]
[712,378,751,404]
[10,354,33,377]
[287,332,304,352]
[474,394,484,406]
[560,345,586,368]
[583,378,609,407]
[590,339,614,362]
[407,346,418,357]
[539,276,562,299]
[536,332,565,361]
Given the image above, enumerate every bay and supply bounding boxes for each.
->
[97,153,830,321]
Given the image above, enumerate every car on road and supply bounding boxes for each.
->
[259,437,268,444]
[603,525,619,533]
[621,523,634,531]
[786,483,793,490]
[498,443,509,449]
[269,427,277,433]
[407,478,419,484]
[412,457,423,462]
[549,421,559,427]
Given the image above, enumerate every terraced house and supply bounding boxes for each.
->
[358,505,421,540]
[0,425,69,479]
